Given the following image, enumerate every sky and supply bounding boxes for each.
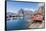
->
[6,0,45,2]
[7,1,44,13]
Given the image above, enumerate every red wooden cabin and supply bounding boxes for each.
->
[31,13,44,22]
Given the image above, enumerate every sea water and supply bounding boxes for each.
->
[7,17,29,30]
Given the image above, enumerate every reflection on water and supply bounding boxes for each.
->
[7,17,29,30]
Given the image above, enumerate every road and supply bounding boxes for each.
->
[29,20,45,28]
